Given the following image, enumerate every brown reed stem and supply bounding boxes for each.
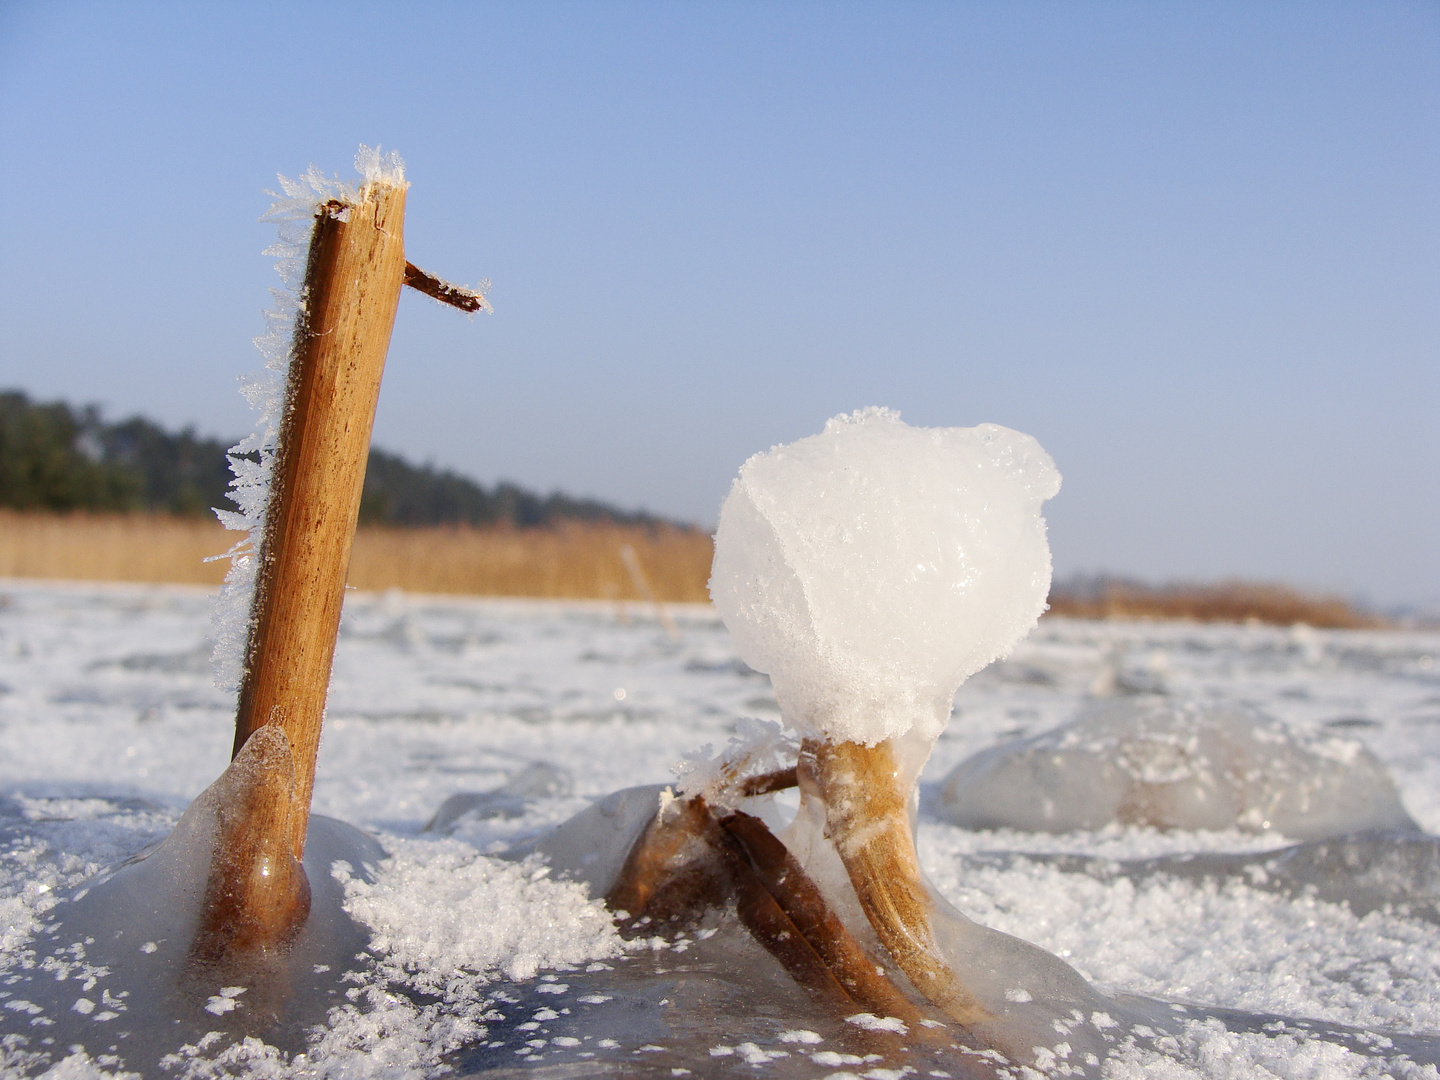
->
[620,542,681,638]
[208,177,409,956]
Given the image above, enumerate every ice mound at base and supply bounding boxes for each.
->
[933,699,1419,839]
[709,407,1061,746]
[5,755,624,1078]
[10,810,384,1075]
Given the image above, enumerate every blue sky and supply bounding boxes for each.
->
[0,2,1435,607]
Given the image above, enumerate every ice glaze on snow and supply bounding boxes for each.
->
[709,408,1061,747]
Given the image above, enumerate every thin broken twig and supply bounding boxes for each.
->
[403,261,492,313]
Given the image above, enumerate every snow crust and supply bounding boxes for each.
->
[340,838,621,985]
[709,407,1061,746]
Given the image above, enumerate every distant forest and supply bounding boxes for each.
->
[0,390,675,529]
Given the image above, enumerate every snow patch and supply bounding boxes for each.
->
[338,836,623,987]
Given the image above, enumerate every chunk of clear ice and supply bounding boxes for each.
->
[933,699,1418,839]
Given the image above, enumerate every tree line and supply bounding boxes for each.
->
[0,390,676,529]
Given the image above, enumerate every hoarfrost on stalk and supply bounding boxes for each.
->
[672,717,796,810]
[208,146,407,690]
[709,407,1061,746]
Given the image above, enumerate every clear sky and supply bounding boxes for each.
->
[0,1,1435,609]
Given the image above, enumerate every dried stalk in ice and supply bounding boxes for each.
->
[198,175,409,958]
[706,410,1062,1040]
[605,769,934,1035]
[719,809,925,1026]
[802,738,992,1028]
[197,157,485,962]
[191,727,311,965]
[233,184,409,851]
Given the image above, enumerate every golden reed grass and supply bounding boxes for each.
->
[0,510,232,586]
[0,510,1383,626]
[1046,579,1384,629]
[0,510,714,603]
[346,522,714,602]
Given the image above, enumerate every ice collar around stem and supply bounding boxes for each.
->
[709,408,1061,748]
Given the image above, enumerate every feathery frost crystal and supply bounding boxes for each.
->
[208,147,407,690]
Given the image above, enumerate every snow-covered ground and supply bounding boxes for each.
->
[2,579,1438,1078]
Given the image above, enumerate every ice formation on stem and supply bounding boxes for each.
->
[710,408,1117,1065]
[209,146,407,691]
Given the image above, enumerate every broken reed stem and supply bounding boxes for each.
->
[738,765,798,798]
[234,179,409,867]
[198,166,486,964]
[620,543,681,639]
[605,795,733,927]
[605,785,936,1041]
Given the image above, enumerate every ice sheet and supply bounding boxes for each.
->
[1,580,1438,1076]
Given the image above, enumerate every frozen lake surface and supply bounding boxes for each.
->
[2,579,1439,1078]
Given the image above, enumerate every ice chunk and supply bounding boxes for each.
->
[504,784,672,897]
[932,700,1418,839]
[709,408,1060,746]
[423,762,575,833]
[9,802,383,1075]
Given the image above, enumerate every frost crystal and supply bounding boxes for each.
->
[208,146,408,690]
[671,718,796,808]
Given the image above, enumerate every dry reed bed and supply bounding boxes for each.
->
[1046,580,1384,629]
[346,523,713,602]
[0,510,231,587]
[0,510,713,603]
[0,511,1384,626]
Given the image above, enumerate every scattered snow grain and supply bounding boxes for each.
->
[338,836,622,988]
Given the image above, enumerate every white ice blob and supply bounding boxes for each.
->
[709,407,1060,746]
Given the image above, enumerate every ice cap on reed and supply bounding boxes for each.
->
[709,407,1060,747]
